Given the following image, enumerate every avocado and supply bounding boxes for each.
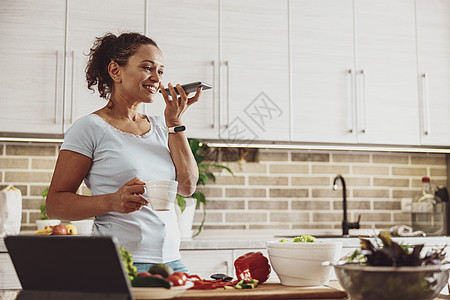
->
[148,263,174,278]
[131,276,172,288]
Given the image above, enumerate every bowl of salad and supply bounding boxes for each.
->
[266,235,342,286]
[334,232,449,300]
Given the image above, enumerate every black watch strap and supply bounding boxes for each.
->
[166,125,186,133]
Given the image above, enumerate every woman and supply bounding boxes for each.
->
[46,32,200,273]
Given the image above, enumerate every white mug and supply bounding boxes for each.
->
[145,180,178,211]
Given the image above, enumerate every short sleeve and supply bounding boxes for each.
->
[152,115,167,129]
[60,115,104,159]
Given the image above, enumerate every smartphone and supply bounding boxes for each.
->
[160,81,212,97]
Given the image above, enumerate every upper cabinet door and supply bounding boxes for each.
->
[416,0,450,146]
[0,0,66,135]
[221,0,290,143]
[354,0,420,145]
[146,0,219,139]
[67,0,145,127]
[291,0,356,144]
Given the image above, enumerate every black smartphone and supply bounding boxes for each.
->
[160,81,212,97]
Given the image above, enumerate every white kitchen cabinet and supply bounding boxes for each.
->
[353,0,419,145]
[180,250,233,279]
[146,0,290,143]
[0,0,146,135]
[292,0,420,145]
[180,248,277,280]
[291,0,356,144]
[66,0,146,128]
[145,0,219,139]
[220,0,290,143]
[416,0,450,146]
[0,253,20,289]
[0,0,66,135]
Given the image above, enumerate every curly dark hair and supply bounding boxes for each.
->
[85,32,159,99]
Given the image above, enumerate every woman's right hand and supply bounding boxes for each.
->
[111,177,148,213]
[160,82,202,127]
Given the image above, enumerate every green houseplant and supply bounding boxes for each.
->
[177,138,233,237]
[40,187,49,220]
[35,186,61,230]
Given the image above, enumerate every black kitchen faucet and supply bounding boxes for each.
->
[333,175,361,237]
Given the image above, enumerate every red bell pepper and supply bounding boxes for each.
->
[234,251,271,283]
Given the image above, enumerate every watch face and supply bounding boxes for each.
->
[174,125,186,133]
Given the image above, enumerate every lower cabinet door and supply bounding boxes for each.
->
[180,250,233,279]
[0,253,21,289]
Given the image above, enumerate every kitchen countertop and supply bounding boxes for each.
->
[2,229,450,299]
[3,229,450,252]
[179,229,450,250]
[1,281,450,300]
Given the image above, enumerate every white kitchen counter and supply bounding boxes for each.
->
[179,229,450,250]
[3,229,450,251]
[2,230,450,296]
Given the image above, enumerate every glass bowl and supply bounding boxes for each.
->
[334,264,449,300]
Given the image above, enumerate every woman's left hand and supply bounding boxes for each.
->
[160,82,202,126]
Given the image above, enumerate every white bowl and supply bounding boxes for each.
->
[266,240,342,286]
[36,219,60,230]
[70,220,94,236]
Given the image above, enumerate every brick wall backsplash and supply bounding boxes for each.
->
[196,149,448,232]
[0,142,448,232]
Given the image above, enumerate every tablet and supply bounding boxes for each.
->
[5,235,133,300]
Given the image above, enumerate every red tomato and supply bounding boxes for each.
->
[137,272,152,277]
[152,274,163,278]
[167,274,184,286]
[172,272,187,283]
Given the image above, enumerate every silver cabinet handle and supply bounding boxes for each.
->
[421,73,430,135]
[54,50,59,124]
[224,260,229,275]
[70,51,75,124]
[347,69,355,133]
[211,60,216,128]
[358,70,367,134]
[225,60,230,129]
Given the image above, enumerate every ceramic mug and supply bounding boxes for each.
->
[145,180,178,211]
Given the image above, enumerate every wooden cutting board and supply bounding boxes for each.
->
[175,282,348,300]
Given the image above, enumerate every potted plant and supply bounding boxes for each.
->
[175,138,233,238]
[35,187,61,230]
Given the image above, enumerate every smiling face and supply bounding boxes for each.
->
[116,44,164,104]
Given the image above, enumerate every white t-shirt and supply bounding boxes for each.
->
[60,113,181,263]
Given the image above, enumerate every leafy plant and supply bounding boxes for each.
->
[349,232,446,267]
[40,187,49,220]
[177,138,233,237]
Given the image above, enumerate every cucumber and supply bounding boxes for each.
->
[131,276,173,289]
[234,279,259,289]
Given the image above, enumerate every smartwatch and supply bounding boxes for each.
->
[166,125,186,133]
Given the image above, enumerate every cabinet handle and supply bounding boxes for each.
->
[347,69,355,133]
[54,50,59,124]
[225,60,230,129]
[69,51,75,124]
[421,73,430,136]
[224,260,229,275]
[358,70,366,134]
[211,60,216,128]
